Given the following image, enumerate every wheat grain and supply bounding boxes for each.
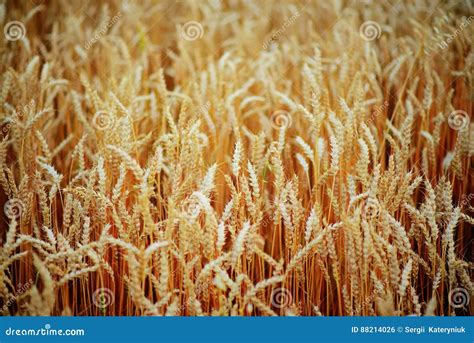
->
[1,0,471,317]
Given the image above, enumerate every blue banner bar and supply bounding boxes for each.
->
[0,317,472,343]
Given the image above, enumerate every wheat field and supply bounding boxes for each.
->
[0,0,473,316]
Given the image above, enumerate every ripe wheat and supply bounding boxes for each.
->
[0,0,472,316]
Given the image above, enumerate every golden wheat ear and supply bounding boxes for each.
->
[0,0,471,317]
